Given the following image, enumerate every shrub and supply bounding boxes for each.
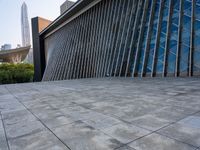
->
[0,63,34,84]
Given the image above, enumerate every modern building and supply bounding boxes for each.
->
[17,44,21,48]
[1,44,12,51]
[21,2,31,47]
[60,0,75,14]
[32,0,200,81]
[0,46,30,63]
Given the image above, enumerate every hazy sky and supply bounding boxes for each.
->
[0,0,77,48]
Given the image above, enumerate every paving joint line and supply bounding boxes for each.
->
[2,79,200,150]
[4,86,72,150]
[155,131,199,149]
[153,110,200,149]
[76,102,154,132]
[72,102,156,149]
[0,112,11,150]
[75,102,159,149]
[75,96,200,149]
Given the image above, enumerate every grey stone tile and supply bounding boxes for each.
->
[31,105,63,120]
[102,123,150,144]
[0,119,3,131]
[114,102,163,123]
[0,87,9,96]
[91,105,122,116]
[2,109,37,126]
[129,133,196,150]
[52,121,122,150]
[8,130,69,150]
[82,115,121,130]
[41,115,76,129]
[131,114,171,131]
[0,130,8,150]
[5,120,45,139]
[116,145,136,150]
[149,109,188,122]
[194,112,200,117]
[0,95,16,103]
[1,78,200,150]
[165,98,200,111]
[60,106,106,121]
[23,100,50,109]
[48,100,74,109]
[158,116,200,147]
[0,120,8,150]
[0,101,25,113]
[160,106,197,116]
[19,93,54,103]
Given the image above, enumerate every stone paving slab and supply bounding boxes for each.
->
[0,117,8,150]
[52,121,122,150]
[0,130,8,150]
[101,123,150,144]
[116,146,136,150]
[2,109,37,126]
[8,130,69,150]
[5,120,45,140]
[0,77,200,150]
[158,116,200,147]
[128,133,196,150]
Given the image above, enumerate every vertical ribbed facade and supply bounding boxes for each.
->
[41,0,200,81]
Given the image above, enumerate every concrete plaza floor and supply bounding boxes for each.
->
[0,78,200,150]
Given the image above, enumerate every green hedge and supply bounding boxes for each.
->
[0,63,34,84]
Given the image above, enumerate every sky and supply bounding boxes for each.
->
[0,0,77,48]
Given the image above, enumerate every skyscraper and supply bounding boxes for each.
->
[21,2,30,47]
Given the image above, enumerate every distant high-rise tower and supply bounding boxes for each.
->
[21,2,31,47]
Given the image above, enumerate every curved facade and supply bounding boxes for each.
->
[0,46,30,63]
[33,0,200,81]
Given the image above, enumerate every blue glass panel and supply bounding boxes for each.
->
[160,33,167,48]
[164,0,170,7]
[169,40,177,53]
[174,0,180,11]
[137,1,152,74]
[146,2,160,73]
[172,10,179,25]
[180,44,190,73]
[171,24,178,40]
[168,53,176,72]
[197,0,200,5]
[157,47,165,73]
[167,4,179,74]
[194,4,200,74]
[156,0,170,73]
[195,20,200,35]
[194,35,200,50]
[184,1,192,16]
[180,0,191,74]
[182,29,191,45]
[196,5,200,20]
[194,51,200,67]
[180,60,188,72]
[182,15,191,31]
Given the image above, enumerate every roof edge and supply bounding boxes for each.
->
[39,0,96,37]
